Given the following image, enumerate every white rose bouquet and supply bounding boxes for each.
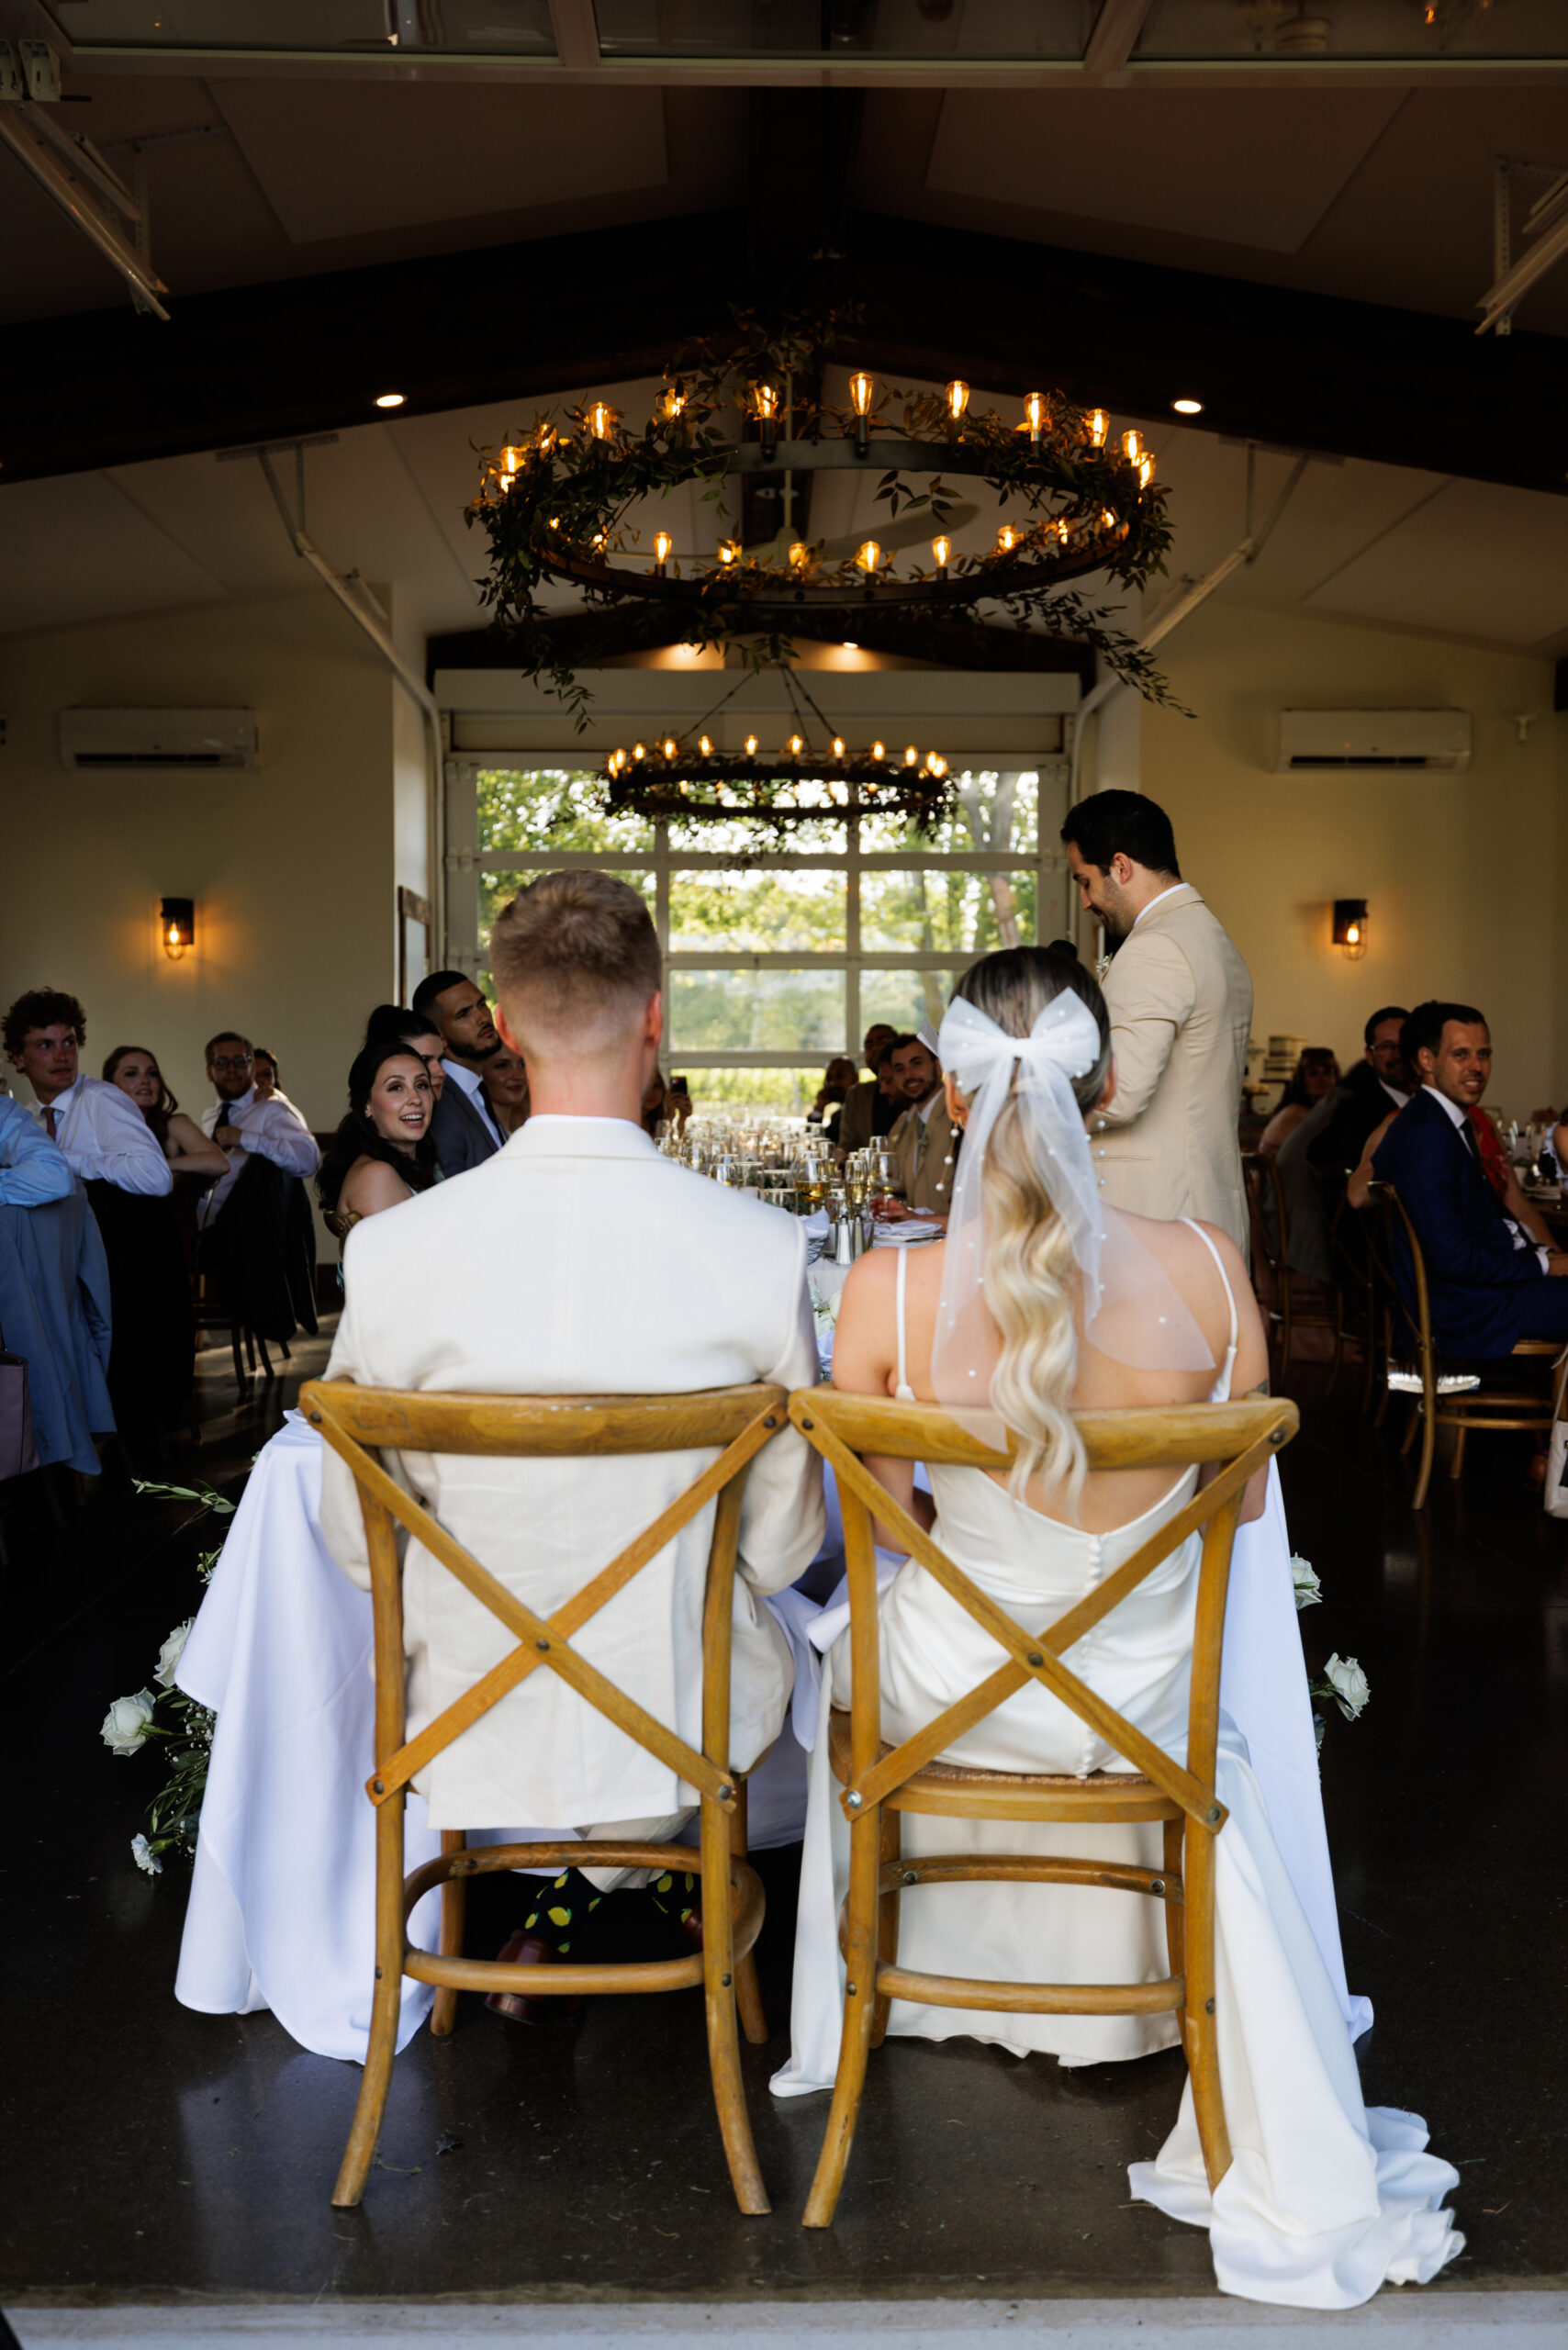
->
[104,1477,235,1876]
[1289,1555,1372,1751]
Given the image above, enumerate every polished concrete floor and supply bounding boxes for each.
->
[3,1332,1565,2313]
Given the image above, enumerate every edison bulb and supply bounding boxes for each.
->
[633,742,647,760]
[588,400,618,440]
[789,541,810,570]
[856,540,882,573]
[745,733,758,756]
[931,534,951,570]
[1024,391,1047,436]
[1086,408,1108,448]
[717,539,741,566]
[653,530,673,565]
[871,740,886,761]
[946,379,970,422]
[1121,429,1143,464]
[904,745,917,766]
[699,734,713,757]
[662,737,677,760]
[848,371,876,417]
[995,523,1022,555]
[1139,455,1154,488]
[832,736,846,758]
[789,733,804,758]
[659,386,686,421]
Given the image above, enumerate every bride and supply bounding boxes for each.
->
[775,944,1462,2308]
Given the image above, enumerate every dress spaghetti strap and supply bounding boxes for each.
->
[893,1246,917,1402]
[1181,1216,1239,1402]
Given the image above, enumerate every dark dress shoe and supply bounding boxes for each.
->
[485,1929,583,2025]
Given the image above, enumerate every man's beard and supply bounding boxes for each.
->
[460,1035,501,1061]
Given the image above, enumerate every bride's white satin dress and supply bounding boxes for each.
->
[773,1261,1463,2306]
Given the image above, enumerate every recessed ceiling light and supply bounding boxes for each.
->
[375,391,405,409]
[1172,397,1204,416]
[842,641,858,651]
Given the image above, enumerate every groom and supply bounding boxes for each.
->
[320,870,823,1998]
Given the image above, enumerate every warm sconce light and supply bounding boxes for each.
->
[1332,898,1369,960]
[161,896,195,961]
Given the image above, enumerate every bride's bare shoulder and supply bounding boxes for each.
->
[1119,1209,1245,1302]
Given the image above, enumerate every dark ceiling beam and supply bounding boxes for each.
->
[0,204,1562,495]
[428,611,1094,690]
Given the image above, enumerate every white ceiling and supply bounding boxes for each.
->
[4,366,1566,665]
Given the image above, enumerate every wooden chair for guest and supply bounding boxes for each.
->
[1365,1183,1562,1509]
[1242,1151,1344,1386]
[787,1384,1297,2230]
[299,1374,790,2216]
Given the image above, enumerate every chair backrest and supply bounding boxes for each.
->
[790,1387,1296,1839]
[1363,1181,1429,1362]
[1241,1150,1286,1287]
[299,1378,788,1819]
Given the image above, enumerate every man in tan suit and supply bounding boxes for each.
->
[1062,789,1252,1255]
[885,1032,963,1217]
[834,1023,899,1156]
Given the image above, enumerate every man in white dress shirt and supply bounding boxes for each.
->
[1061,791,1253,1255]
[320,870,824,2000]
[197,1031,320,1230]
[4,988,172,1198]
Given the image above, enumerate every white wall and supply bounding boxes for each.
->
[1131,603,1565,1107]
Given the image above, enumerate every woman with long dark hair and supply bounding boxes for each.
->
[103,1046,229,1183]
[316,1044,437,1259]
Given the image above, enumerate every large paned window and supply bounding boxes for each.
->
[446,762,1071,1109]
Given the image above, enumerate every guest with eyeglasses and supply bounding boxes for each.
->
[197,1033,320,1234]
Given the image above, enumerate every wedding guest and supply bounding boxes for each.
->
[250,1047,302,1116]
[789,944,1462,2304]
[834,1024,901,1155]
[885,1033,961,1217]
[103,1046,230,1185]
[484,1046,531,1138]
[4,990,173,1200]
[1276,1009,1410,1283]
[1259,1048,1340,1158]
[5,990,176,1447]
[0,1094,114,1476]
[316,1045,437,1256]
[808,1057,858,1135]
[411,970,504,1175]
[320,868,823,2002]
[1061,790,1252,1254]
[363,1006,447,1103]
[1372,1000,1568,1359]
[1554,1115,1568,1181]
[197,1033,320,1234]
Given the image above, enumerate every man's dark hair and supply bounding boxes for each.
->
[873,1036,902,1071]
[887,1033,922,1058]
[3,987,85,1056]
[1401,1001,1486,1071]
[204,1030,252,1062]
[1060,790,1181,880]
[410,969,470,1024]
[1363,1004,1410,1048]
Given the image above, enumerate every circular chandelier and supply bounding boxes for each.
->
[468,306,1177,723]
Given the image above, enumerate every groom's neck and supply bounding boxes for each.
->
[524,1047,647,1125]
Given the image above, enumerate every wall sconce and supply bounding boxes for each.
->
[161,896,195,960]
[1332,898,1368,961]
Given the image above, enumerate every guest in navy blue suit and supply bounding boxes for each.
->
[1372,1000,1568,1360]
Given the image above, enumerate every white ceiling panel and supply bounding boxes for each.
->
[926,87,1406,255]
[210,80,669,244]
[0,475,226,635]
[1305,476,1568,647]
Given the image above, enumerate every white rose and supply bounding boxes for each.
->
[154,1617,195,1688]
[131,1833,162,1876]
[101,1688,158,1756]
[1290,1554,1321,1611]
[1324,1652,1371,1721]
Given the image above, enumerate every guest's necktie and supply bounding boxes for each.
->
[44,1106,57,1140]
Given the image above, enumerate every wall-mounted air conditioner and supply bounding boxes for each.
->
[58,708,259,771]
[1275,710,1471,775]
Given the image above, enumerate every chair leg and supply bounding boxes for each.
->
[1449,1417,1468,1481]
[700,1793,769,2215]
[1279,1287,1292,1378]
[1326,1290,1345,1396]
[1399,1396,1419,1457]
[728,1780,768,2046]
[870,1807,901,2050]
[1412,1397,1437,1512]
[333,1797,407,2207]
[1162,1817,1186,2054]
[431,1830,466,2038]
[802,1801,882,2229]
[230,1325,247,1393]
[1182,1822,1232,2195]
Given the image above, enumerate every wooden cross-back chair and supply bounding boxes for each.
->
[1241,1150,1345,1387]
[1365,1183,1563,1509]
[299,1374,790,2218]
[788,1384,1298,2231]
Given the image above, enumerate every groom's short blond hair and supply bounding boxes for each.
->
[489,869,661,1051]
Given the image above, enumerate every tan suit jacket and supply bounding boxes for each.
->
[890,1094,962,1216]
[1095,882,1252,1254]
[319,1115,823,1830]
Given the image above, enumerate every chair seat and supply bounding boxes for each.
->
[826,1708,1179,1821]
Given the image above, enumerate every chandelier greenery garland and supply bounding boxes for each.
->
[467,305,1179,738]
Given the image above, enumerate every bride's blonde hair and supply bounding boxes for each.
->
[952,946,1112,1503]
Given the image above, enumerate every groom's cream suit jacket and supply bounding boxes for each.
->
[319,1114,824,1830]
[1095,882,1253,1255]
